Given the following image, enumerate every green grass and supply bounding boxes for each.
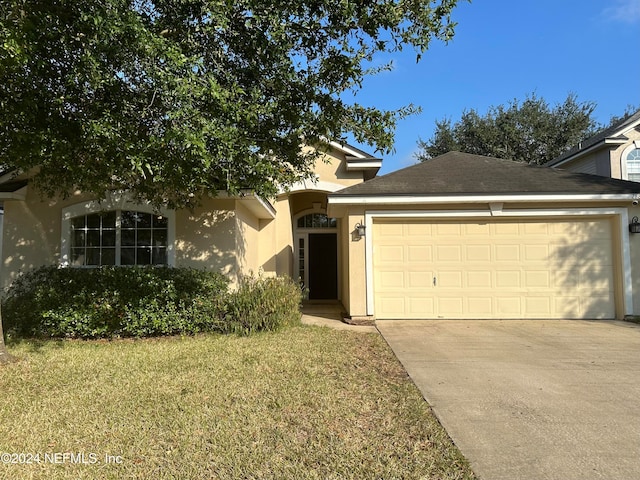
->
[0,325,475,479]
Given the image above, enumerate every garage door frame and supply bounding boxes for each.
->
[364,207,632,319]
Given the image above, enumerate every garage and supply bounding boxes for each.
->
[327,152,640,322]
[372,217,617,319]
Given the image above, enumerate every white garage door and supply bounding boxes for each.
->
[373,218,616,319]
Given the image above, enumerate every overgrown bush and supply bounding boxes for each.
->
[2,266,229,339]
[2,267,304,339]
[225,274,304,335]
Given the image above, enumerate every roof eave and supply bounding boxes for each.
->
[550,137,628,168]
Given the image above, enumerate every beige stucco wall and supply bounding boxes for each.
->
[628,205,640,315]
[311,147,368,189]
[234,201,260,279]
[174,198,239,281]
[1,189,94,290]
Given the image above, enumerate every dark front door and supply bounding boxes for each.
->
[308,233,338,300]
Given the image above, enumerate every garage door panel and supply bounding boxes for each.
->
[496,270,521,287]
[524,244,550,261]
[525,271,550,288]
[496,297,522,316]
[376,245,404,263]
[376,270,405,289]
[464,223,491,235]
[438,271,463,287]
[466,245,491,261]
[408,271,432,288]
[524,297,552,316]
[408,298,435,317]
[438,297,464,315]
[467,271,492,288]
[436,245,462,261]
[408,245,432,262]
[373,218,616,320]
[468,297,493,315]
[495,244,520,261]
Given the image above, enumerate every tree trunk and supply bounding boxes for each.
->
[0,305,16,365]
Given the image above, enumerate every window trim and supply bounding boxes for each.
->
[620,141,640,182]
[61,193,175,267]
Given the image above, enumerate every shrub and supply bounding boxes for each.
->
[225,273,303,335]
[2,266,229,339]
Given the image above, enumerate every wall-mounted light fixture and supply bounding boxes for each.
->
[630,216,640,234]
[355,222,366,237]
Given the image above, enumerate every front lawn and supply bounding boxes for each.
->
[0,326,475,479]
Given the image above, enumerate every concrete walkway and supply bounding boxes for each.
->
[377,319,640,480]
[300,302,377,333]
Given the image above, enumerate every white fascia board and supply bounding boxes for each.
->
[279,179,346,194]
[345,159,383,171]
[327,140,368,159]
[329,193,640,205]
[216,190,276,219]
[242,195,276,219]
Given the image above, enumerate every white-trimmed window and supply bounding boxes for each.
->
[61,195,175,267]
[70,210,168,266]
[626,147,640,182]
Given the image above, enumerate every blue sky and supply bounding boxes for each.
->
[347,0,640,175]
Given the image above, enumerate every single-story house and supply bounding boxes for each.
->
[2,145,640,321]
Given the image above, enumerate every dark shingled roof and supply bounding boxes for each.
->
[548,109,640,166]
[331,151,640,197]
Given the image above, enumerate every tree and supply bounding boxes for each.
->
[0,0,464,359]
[0,0,463,209]
[416,93,599,164]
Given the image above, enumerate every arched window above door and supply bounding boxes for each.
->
[296,213,337,229]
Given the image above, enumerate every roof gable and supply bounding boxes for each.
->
[548,109,640,167]
[330,151,640,197]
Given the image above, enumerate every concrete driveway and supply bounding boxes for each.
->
[376,320,640,480]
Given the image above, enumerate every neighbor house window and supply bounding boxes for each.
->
[626,148,640,182]
[70,210,168,266]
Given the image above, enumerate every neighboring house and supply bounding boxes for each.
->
[547,109,640,180]
[3,147,640,322]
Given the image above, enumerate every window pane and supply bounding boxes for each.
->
[154,230,167,247]
[102,230,116,247]
[101,211,116,228]
[71,248,85,266]
[153,215,168,228]
[121,211,138,228]
[136,247,152,265]
[86,230,101,247]
[137,229,151,246]
[72,231,86,247]
[87,213,101,229]
[85,248,100,266]
[122,229,136,246]
[101,248,116,266]
[71,217,85,229]
[121,248,136,265]
[152,247,167,265]
[136,212,152,228]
